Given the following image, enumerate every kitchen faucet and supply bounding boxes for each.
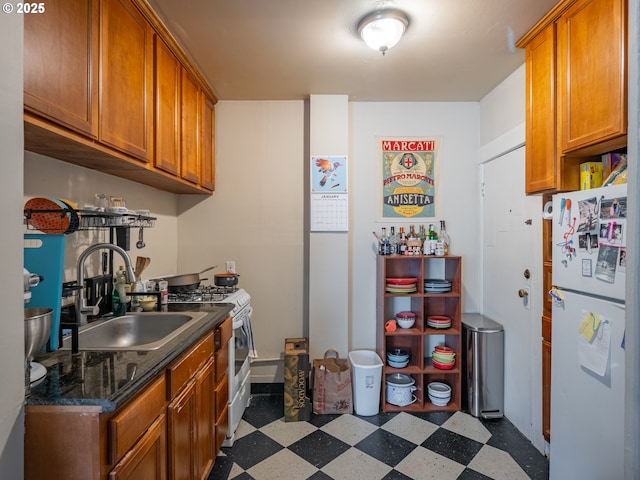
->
[72,244,136,351]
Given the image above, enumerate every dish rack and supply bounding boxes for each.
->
[24,208,156,233]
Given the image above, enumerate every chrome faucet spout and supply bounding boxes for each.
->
[76,243,136,328]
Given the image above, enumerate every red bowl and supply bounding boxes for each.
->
[432,358,455,370]
[434,345,453,354]
[396,311,416,319]
[386,278,418,286]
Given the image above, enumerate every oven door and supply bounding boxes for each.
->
[230,306,252,396]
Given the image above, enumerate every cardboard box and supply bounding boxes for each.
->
[602,153,624,179]
[284,338,311,421]
[580,161,603,190]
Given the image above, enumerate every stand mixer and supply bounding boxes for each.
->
[24,268,50,387]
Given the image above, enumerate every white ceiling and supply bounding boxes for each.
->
[147,0,557,102]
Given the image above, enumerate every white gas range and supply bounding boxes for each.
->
[168,286,254,447]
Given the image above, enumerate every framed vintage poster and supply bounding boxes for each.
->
[378,136,440,220]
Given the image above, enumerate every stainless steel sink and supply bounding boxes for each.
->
[60,311,210,351]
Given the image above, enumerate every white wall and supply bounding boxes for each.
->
[177,100,305,383]
[0,13,25,480]
[350,102,482,350]
[24,152,179,284]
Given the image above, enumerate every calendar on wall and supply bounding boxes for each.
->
[310,155,348,232]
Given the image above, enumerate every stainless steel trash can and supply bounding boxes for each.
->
[462,313,504,419]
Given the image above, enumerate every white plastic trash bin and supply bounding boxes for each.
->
[348,350,383,416]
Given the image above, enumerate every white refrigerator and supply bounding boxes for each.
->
[550,184,626,480]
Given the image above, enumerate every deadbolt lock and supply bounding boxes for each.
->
[523,269,531,279]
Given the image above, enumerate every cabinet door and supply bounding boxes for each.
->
[154,36,181,176]
[557,0,627,153]
[24,0,99,137]
[109,414,167,480]
[195,358,215,480]
[181,69,200,184]
[100,0,154,162]
[168,380,197,480]
[524,23,557,194]
[200,94,216,191]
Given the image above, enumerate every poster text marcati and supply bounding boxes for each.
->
[380,137,438,219]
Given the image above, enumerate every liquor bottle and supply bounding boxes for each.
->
[380,227,391,255]
[439,220,450,255]
[399,227,407,255]
[389,226,399,255]
[428,224,437,255]
[418,224,426,245]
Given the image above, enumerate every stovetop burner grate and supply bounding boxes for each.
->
[167,285,238,303]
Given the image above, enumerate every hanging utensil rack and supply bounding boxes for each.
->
[23,208,156,232]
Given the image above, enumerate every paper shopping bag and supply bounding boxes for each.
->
[312,349,353,414]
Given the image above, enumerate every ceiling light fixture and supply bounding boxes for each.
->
[357,9,409,56]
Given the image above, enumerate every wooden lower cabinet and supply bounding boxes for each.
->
[24,320,231,480]
[109,414,167,480]
[195,359,216,480]
[168,379,198,480]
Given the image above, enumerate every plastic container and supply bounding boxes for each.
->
[348,350,383,416]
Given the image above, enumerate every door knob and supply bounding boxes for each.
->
[518,289,529,298]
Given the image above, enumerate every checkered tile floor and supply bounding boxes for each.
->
[210,394,549,480]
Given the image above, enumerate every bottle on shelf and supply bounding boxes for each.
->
[389,226,399,255]
[425,224,437,255]
[399,227,407,255]
[418,224,427,246]
[380,227,391,255]
[439,220,450,255]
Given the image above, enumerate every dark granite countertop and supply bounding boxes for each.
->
[26,303,234,413]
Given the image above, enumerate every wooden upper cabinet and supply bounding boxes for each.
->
[557,0,627,153]
[200,95,216,191]
[154,36,181,176]
[24,0,99,137]
[519,0,627,195]
[181,69,201,184]
[100,0,154,162]
[524,23,557,194]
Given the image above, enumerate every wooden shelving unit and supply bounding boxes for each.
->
[376,255,462,412]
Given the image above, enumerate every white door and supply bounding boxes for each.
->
[481,146,542,445]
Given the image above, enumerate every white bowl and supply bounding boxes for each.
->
[429,394,450,406]
[387,359,409,368]
[396,317,415,329]
[427,382,452,397]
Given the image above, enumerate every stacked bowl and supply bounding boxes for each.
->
[395,311,416,329]
[431,345,455,370]
[427,381,452,406]
[386,348,410,368]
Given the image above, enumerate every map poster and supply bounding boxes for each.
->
[379,137,439,219]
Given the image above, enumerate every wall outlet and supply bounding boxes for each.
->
[225,261,236,273]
